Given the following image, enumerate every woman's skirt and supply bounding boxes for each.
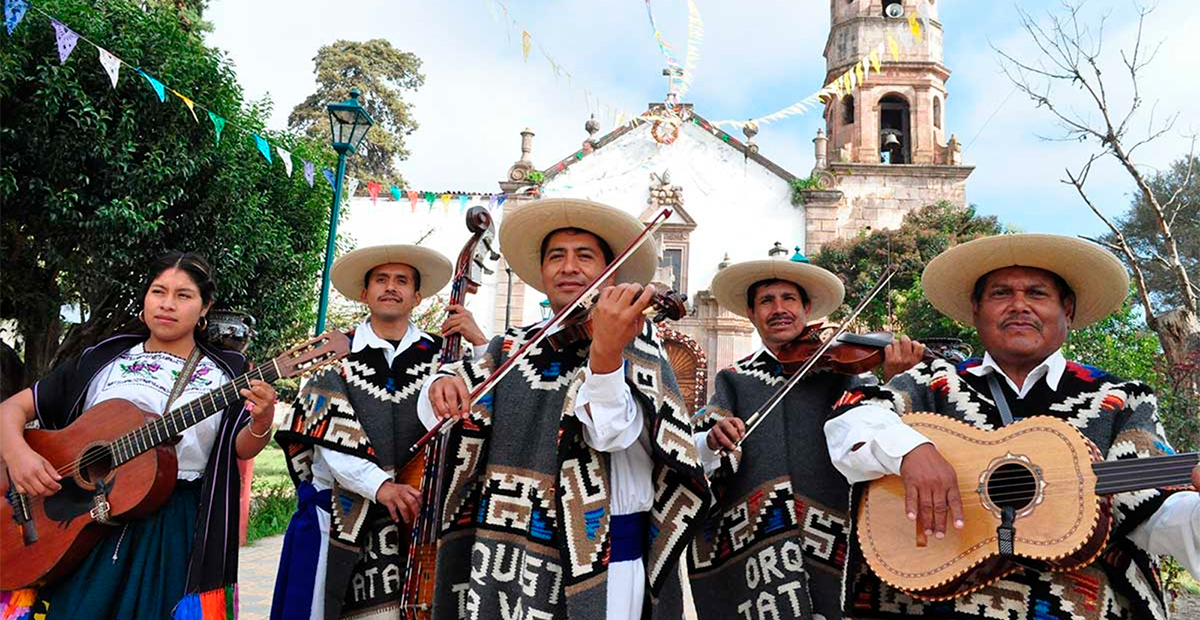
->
[16,480,201,620]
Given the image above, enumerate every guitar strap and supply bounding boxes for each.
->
[985,373,1015,427]
[165,347,204,417]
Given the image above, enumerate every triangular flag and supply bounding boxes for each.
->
[487,195,498,210]
[50,19,80,65]
[367,182,382,204]
[322,168,336,189]
[345,178,360,204]
[855,60,865,85]
[918,2,931,33]
[276,147,293,177]
[425,192,436,211]
[253,134,272,164]
[172,90,199,122]
[886,32,900,61]
[521,31,531,61]
[207,111,226,144]
[458,194,470,212]
[97,47,121,88]
[5,0,29,35]
[302,159,315,187]
[407,190,419,212]
[908,12,922,42]
[137,70,166,102]
[440,193,452,213]
[389,186,402,201]
[846,69,856,91]
[496,195,507,208]
[869,46,882,73]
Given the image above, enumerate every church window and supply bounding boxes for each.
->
[842,96,855,125]
[933,97,942,129]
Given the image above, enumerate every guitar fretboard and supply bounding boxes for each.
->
[109,362,280,466]
[1093,452,1199,495]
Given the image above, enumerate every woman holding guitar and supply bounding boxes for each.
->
[0,251,278,620]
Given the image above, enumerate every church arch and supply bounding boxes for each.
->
[878,93,911,164]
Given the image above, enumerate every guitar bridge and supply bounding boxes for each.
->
[90,495,116,525]
[5,486,38,544]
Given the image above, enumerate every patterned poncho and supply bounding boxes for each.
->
[831,357,1179,620]
[428,320,709,620]
[689,350,874,620]
[276,331,442,619]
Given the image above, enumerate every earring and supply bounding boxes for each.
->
[197,316,208,331]
[138,310,145,323]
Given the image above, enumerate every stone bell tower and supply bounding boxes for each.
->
[800,0,973,253]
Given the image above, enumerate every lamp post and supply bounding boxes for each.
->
[315,89,374,334]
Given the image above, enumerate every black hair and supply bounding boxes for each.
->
[746,279,810,310]
[363,264,422,292]
[970,267,1076,316]
[539,228,615,265]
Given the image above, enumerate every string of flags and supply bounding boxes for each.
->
[710,6,932,129]
[3,0,514,215]
[643,0,704,100]
[485,0,634,131]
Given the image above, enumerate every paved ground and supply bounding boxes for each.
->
[239,534,284,620]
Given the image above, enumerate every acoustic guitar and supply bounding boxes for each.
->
[858,413,1198,600]
[0,331,350,590]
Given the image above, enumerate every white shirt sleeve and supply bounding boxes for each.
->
[575,366,642,452]
[1128,491,1200,578]
[416,371,447,432]
[472,343,489,359]
[824,404,932,483]
[693,431,723,475]
[315,445,392,500]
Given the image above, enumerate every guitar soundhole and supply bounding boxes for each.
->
[78,445,115,486]
[986,463,1038,511]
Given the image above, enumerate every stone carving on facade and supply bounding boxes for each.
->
[648,170,685,210]
[501,127,537,192]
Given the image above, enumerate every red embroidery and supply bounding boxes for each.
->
[834,391,865,408]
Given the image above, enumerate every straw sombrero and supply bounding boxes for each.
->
[498,198,659,294]
[711,257,845,320]
[922,234,1129,328]
[330,244,453,300]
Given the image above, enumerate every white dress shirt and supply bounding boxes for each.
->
[416,319,652,620]
[824,348,1200,578]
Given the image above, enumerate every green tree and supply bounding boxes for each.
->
[812,201,1003,345]
[1102,155,1198,313]
[0,0,336,380]
[288,39,425,189]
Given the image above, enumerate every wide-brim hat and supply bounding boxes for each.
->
[711,258,845,320]
[330,244,452,300]
[922,233,1129,328]
[499,198,659,294]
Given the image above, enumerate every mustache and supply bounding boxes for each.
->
[766,312,795,325]
[1001,315,1041,329]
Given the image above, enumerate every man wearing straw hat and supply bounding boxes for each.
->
[686,250,924,620]
[272,244,487,620]
[418,198,709,620]
[825,234,1200,620]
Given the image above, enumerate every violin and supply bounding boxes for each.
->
[774,323,971,375]
[546,289,688,350]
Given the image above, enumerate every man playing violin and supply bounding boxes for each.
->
[419,198,709,620]
[271,244,487,620]
[686,250,925,620]
[825,234,1200,620]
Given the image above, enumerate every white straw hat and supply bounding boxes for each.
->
[330,244,453,300]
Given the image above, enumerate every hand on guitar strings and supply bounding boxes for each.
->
[899,443,966,546]
[6,444,62,497]
[240,379,278,433]
[376,480,422,524]
[442,304,488,347]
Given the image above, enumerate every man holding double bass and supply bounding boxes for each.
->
[826,234,1200,620]
[420,197,709,620]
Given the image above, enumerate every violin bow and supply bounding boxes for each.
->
[733,267,897,449]
[408,205,675,456]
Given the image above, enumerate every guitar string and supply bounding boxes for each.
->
[51,366,279,478]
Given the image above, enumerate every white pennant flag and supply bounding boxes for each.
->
[276,147,293,177]
[344,178,360,204]
[97,46,121,88]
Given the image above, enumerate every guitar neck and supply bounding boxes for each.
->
[1093,452,1199,495]
[110,361,281,467]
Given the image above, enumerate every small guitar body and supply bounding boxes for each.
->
[0,400,178,589]
[858,413,1114,600]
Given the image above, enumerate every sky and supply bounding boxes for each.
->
[203,0,1200,241]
